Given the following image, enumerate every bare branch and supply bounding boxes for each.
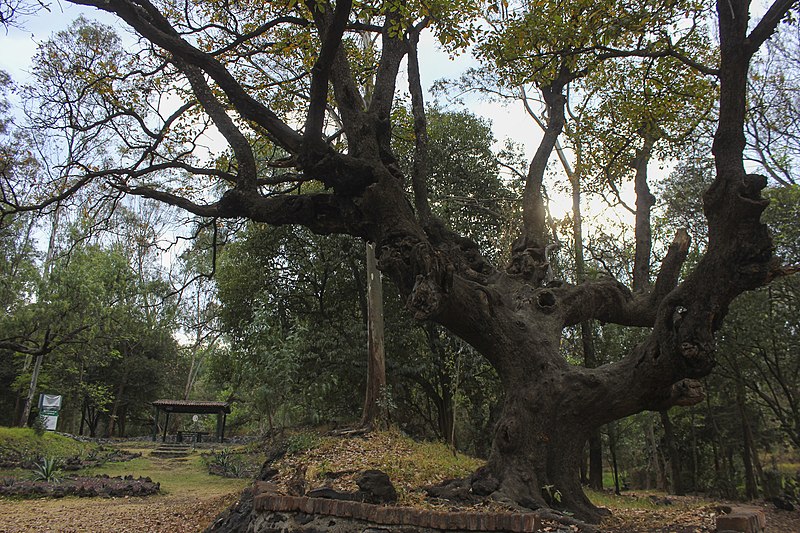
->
[304,0,352,142]
[407,28,432,223]
[746,0,798,55]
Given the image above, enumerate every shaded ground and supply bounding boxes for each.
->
[592,491,800,532]
[0,492,238,533]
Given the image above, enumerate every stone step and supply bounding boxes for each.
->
[151,444,193,458]
[150,449,192,458]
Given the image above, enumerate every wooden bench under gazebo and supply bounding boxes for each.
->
[151,399,231,443]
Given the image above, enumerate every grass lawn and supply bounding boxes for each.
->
[0,439,251,533]
[84,450,249,497]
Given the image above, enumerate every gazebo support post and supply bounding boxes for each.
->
[162,411,170,443]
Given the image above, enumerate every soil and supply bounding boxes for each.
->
[591,492,800,533]
[1,482,800,532]
[0,492,239,532]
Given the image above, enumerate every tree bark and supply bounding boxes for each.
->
[631,129,659,293]
[360,241,387,428]
[106,382,125,438]
[19,352,44,427]
[660,409,684,495]
[571,168,604,491]
[736,380,758,499]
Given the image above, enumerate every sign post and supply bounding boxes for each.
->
[37,394,62,431]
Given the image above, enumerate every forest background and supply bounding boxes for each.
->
[0,0,799,513]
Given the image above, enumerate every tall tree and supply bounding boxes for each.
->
[5,0,798,523]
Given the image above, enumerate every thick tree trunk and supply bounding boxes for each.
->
[473,378,604,522]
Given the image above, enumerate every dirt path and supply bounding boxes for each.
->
[0,491,240,532]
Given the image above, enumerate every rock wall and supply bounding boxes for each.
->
[250,489,539,533]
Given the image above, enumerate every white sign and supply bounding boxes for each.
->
[40,412,59,430]
[38,394,62,410]
[38,394,62,431]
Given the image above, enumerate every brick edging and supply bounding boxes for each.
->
[253,493,539,532]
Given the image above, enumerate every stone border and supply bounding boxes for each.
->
[253,492,539,532]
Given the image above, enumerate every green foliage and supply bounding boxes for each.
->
[31,416,47,437]
[212,223,367,429]
[0,427,98,467]
[395,107,519,263]
[285,432,321,455]
[765,185,800,262]
[30,456,60,483]
[204,448,245,478]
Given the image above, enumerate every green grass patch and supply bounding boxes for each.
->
[83,453,248,497]
[0,427,99,466]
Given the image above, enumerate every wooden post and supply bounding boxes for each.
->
[162,411,170,442]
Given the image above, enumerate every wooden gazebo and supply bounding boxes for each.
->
[151,399,231,443]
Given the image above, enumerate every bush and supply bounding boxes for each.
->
[31,416,47,437]
[285,433,320,455]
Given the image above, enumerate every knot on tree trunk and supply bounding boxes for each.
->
[408,275,445,319]
[669,378,705,407]
[401,244,454,320]
[506,236,550,287]
[495,417,520,452]
[648,378,705,410]
[672,335,716,376]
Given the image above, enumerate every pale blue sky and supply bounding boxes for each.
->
[0,4,555,211]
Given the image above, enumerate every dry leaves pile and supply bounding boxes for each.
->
[272,430,486,509]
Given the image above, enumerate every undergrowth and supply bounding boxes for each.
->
[273,428,484,507]
[0,427,98,468]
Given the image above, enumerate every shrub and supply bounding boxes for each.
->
[31,416,47,437]
[31,457,61,483]
[285,433,320,455]
[205,448,244,478]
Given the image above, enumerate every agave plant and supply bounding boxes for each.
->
[31,457,61,483]
[206,448,244,477]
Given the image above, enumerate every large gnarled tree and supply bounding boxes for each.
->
[3,0,798,524]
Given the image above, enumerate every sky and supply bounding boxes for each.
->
[0,2,541,153]
[0,2,629,224]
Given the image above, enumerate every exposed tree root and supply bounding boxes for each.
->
[425,476,607,532]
